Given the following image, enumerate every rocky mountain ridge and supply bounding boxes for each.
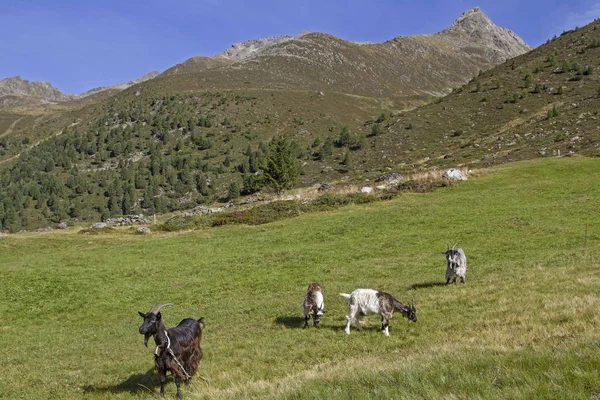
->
[79,71,160,97]
[0,75,77,107]
[161,35,300,76]
[216,35,296,60]
[0,71,161,107]
[1,7,530,107]
[161,7,531,106]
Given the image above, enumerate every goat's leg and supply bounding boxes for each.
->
[345,315,352,335]
[345,304,358,335]
[452,277,457,284]
[185,366,192,386]
[159,373,166,397]
[354,317,363,331]
[445,278,450,285]
[460,276,465,284]
[382,314,391,336]
[303,313,310,328]
[382,320,390,337]
[175,375,183,399]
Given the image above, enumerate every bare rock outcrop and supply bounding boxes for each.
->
[216,35,295,61]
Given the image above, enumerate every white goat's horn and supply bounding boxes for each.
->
[152,303,173,313]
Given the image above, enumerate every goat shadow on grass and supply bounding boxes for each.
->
[410,281,446,290]
[83,368,160,396]
[275,316,306,329]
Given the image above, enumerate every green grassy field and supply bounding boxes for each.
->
[1,157,599,399]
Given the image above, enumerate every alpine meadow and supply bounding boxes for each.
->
[1,4,600,399]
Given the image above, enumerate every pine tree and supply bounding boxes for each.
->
[262,135,299,193]
[122,185,135,215]
[227,181,241,200]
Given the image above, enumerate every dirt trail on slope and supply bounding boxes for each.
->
[0,117,23,138]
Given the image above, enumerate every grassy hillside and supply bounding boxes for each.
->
[1,157,599,399]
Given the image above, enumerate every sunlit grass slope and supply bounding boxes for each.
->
[1,157,599,399]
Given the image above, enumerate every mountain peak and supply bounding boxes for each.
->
[3,75,25,83]
[440,7,531,61]
[447,7,495,34]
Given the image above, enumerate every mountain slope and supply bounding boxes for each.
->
[363,20,600,170]
[161,56,233,77]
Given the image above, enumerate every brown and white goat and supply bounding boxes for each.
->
[340,289,416,336]
[303,282,325,328]
[138,304,204,399]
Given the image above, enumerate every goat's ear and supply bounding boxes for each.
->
[156,312,162,320]
[138,311,146,318]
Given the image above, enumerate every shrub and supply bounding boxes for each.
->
[524,73,534,87]
[337,126,351,147]
[210,201,308,226]
[157,216,196,232]
[547,105,559,119]
[371,124,383,136]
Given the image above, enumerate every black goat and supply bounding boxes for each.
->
[138,304,204,399]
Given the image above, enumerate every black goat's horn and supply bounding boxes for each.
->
[147,303,156,313]
[152,303,173,313]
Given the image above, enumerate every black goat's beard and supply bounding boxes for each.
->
[144,333,151,347]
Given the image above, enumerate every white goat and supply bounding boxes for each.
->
[303,282,325,328]
[443,244,467,284]
[340,289,416,336]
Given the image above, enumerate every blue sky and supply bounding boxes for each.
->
[1,0,598,94]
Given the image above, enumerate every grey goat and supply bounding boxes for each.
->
[443,244,467,284]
